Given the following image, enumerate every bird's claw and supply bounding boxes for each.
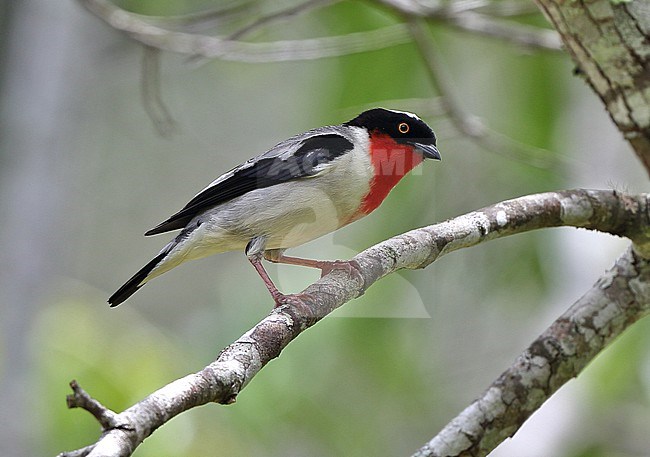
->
[273,292,315,313]
[318,259,363,281]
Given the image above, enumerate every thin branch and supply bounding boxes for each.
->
[131,1,255,31]
[413,245,650,456]
[475,1,544,18]
[140,46,178,137]
[377,0,562,51]
[66,380,122,431]
[78,0,559,65]
[76,0,411,62]
[227,0,336,40]
[60,189,650,457]
[407,19,484,136]
[446,11,561,50]
[407,18,568,171]
[58,445,96,457]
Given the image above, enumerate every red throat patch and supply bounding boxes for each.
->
[359,134,424,215]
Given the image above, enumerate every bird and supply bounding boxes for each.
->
[108,108,440,307]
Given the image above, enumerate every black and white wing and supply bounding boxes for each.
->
[145,128,355,236]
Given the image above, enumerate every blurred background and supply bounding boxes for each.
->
[1,1,649,456]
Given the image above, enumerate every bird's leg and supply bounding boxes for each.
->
[246,236,285,306]
[246,239,315,308]
[264,249,362,279]
[247,252,287,307]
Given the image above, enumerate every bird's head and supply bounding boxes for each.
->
[345,108,440,160]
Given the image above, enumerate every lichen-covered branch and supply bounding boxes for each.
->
[412,246,650,457]
[535,0,650,173]
[59,189,650,457]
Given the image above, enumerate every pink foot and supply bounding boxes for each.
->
[273,292,315,313]
[318,259,363,281]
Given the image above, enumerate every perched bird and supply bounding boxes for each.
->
[108,108,440,307]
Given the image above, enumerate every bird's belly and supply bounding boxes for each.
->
[202,176,370,250]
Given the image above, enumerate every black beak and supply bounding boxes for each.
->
[409,140,441,160]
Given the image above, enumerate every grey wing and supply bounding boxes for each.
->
[144,127,354,236]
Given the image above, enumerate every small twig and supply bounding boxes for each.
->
[227,0,336,40]
[378,0,561,50]
[447,11,561,51]
[406,19,487,138]
[58,444,96,457]
[408,16,547,135]
[375,0,445,16]
[475,0,543,18]
[66,380,121,430]
[76,0,411,62]
[133,1,254,31]
[480,125,582,170]
[140,46,178,138]
[408,18,569,170]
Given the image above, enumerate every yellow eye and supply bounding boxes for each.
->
[398,122,410,134]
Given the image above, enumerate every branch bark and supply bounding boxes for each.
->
[59,189,650,457]
[535,0,650,173]
[412,245,650,457]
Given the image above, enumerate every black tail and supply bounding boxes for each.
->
[108,252,167,307]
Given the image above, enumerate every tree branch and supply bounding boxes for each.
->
[407,18,565,171]
[379,0,562,51]
[66,380,123,431]
[77,0,561,63]
[140,46,178,137]
[412,245,650,456]
[534,0,650,173]
[75,0,412,62]
[226,0,336,40]
[59,189,650,457]
[133,1,255,32]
